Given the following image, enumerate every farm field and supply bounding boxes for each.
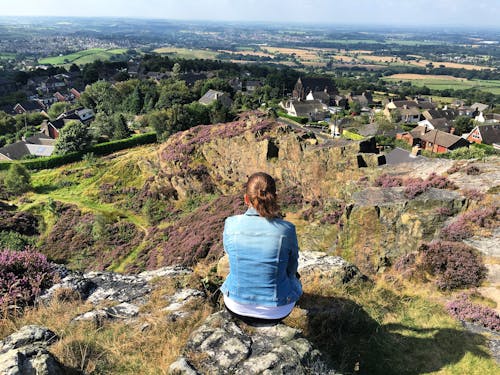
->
[384,74,500,95]
[0,52,16,59]
[152,47,218,60]
[38,48,127,65]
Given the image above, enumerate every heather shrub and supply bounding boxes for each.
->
[440,217,473,241]
[446,293,500,332]
[403,177,429,199]
[465,165,481,175]
[425,172,456,190]
[462,189,485,202]
[435,207,453,217]
[373,174,403,188]
[462,206,498,228]
[0,209,39,235]
[0,248,57,309]
[420,241,487,290]
[142,194,245,269]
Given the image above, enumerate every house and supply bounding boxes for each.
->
[146,71,170,82]
[229,78,243,92]
[306,90,331,105]
[399,106,421,123]
[474,112,500,124]
[470,102,489,113]
[198,89,233,107]
[347,91,373,108]
[57,108,95,124]
[41,118,83,139]
[413,97,436,110]
[54,92,67,102]
[245,80,262,92]
[422,108,459,121]
[397,125,469,153]
[13,101,46,114]
[417,118,454,133]
[466,124,500,149]
[70,88,81,100]
[0,134,55,161]
[281,99,328,121]
[293,77,337,101]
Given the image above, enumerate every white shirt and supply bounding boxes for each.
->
[224,295,295,319]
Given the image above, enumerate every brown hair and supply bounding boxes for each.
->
[245,172,281,219]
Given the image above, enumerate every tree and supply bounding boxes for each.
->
[4,164,31,195]
[112,113,131,140]
[172,62,182,78]
[47,102,71,119]
[54,120,92,154]
[453,116,473,136]
[349,101,362,115]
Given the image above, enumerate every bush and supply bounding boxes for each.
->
[446,293,500,332]
[420,241,487,290]
[0,248,57,309]
[3,163,31,195]
[0,231,35,251]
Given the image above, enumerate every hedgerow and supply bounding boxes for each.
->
[0,132,157,171]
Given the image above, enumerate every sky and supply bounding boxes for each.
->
[0,0,499,28]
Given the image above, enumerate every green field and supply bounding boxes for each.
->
[38,48,127,66]
[384,77,500,95]
[152,47,218,60]
[0,52,16,59]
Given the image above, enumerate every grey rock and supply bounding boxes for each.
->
[73,309,109,324]
[170,311,339,375]
[299,251,364,283]
[169,358,199,375]
[0,326,69,375]
[0,326,58,354]
[139,266,192,281]
[105,302,140,319]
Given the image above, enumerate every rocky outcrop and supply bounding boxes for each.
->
[157,113,382,201]
[338,187,466,274]
[172,252,361,374]
[39,266,198,323]
[0,325,71,375]
[169,311,339,375]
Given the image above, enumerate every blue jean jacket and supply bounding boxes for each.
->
[220,208,303,307]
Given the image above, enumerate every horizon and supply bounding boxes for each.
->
[0,15,499,33]
[0,0,499,30]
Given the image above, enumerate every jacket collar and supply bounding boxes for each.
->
[245,207,260,216]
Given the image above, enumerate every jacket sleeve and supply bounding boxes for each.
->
[286,225,299,277]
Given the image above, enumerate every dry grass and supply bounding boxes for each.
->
[1,274,214,374]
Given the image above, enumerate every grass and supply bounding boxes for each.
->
[384,76,500,95]
[285,274,500,375]
[152,47,218,60]
[0,274,213,374]
[38,48,128,66]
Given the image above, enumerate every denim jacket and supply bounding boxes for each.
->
[220,207,302,307]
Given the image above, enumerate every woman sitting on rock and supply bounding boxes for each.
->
[220,172,302,325]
